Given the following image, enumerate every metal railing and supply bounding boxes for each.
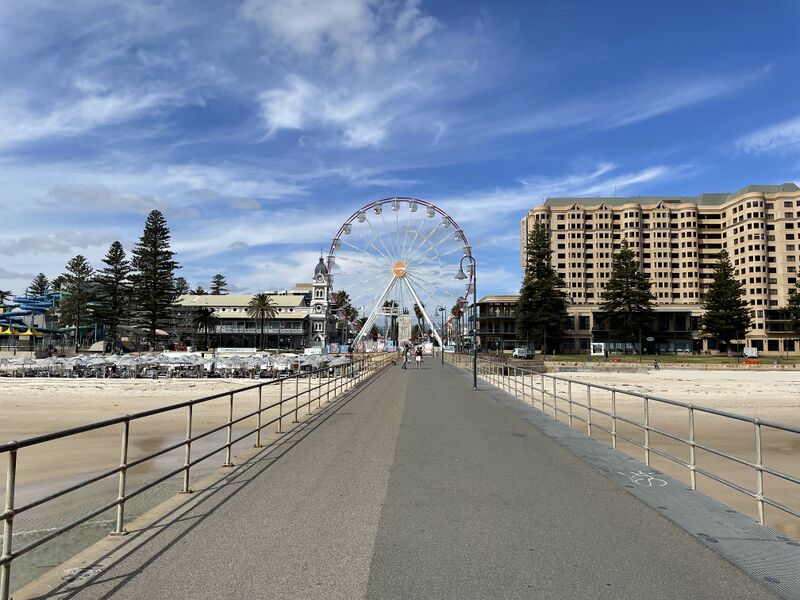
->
[0,353,394,599]
[447,353,800,530]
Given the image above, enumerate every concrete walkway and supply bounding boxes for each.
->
[34,360,778,599]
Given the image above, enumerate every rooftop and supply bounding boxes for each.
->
[477,295,519,304]
[177,294,307,308]
[541,183,799,209]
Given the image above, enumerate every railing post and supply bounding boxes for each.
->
[567,381,573,427]
[688,406,696,490]
[0,444,18,600]
[514,368,519,398]
[552,378,557,418]
[223,393,234,467]
[181,405,193,493]
[541,373,545,411]
[294,371,299,423]
[611,390,617,450]
[307,371,312,415]
[112,418,130,535]
[255,386,263,447]
[586,386,592,437]
[277,378,284,433]
[326,369,331,403]
[754,419,765,525]
[643,396,650,466]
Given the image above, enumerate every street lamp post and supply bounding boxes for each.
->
[455,255,477,391]
[437,305,446,366]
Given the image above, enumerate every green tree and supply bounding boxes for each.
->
[701,250,752,355]
[96,241,132,351]
[600,240,655,350]
[173,276,190,296]
[51,275,66,292]
[516,221,570,353]
[247,293,278,350]
[355,317,378,340]
[786,291,800,337]
[331,290,359,343]
[192,307,220,350]
[0,289,12,305]
[210,274,228,295]
[28,273,50,297]
[59,255,96,351]
[130,210,180,348]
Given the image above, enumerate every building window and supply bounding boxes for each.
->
[313,322,323,332]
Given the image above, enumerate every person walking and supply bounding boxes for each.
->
[415,346,423,370]
[401,346,408,369]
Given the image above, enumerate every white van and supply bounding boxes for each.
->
[512,347,534,359]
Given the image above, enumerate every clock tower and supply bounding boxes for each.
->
[309,255,329,346]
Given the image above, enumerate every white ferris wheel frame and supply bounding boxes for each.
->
[327,197,475,349]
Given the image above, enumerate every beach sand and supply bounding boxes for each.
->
[0,376,340,592]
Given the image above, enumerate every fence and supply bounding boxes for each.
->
[447,353,800,533]
[0,352,394,599]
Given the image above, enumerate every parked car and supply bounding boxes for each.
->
[512,347,534,359]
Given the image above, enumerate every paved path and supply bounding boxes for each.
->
[45,361,777,599]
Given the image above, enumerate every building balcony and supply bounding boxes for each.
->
[215,326,305,335]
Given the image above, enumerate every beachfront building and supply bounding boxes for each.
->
[474,296,518,353]
[174,292,311,350]
[518,183,800,356]
[173,258,339,350]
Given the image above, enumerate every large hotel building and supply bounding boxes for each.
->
[515,183,800,356]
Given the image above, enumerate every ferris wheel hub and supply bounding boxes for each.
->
[392,261,407,277]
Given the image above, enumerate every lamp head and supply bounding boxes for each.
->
[454,267,467,280]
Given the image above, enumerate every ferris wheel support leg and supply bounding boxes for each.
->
[402,278,444,349]
[352,276,398,347]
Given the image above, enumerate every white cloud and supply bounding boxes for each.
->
[0,89,188,148]
[736,115,800,154]
[437,161,695,227]
[475,69,768,139]
[44,184,162,214]
[242,0,438,72]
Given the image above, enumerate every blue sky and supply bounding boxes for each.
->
[1,0,800,297]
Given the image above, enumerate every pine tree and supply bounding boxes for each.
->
[59,255,95,350]
[51,275,66,292]
[701,250,752,355]
[190,285,208,295]
[28,273,50,297]
[173,276,190,296]
[600,240,655,349]
[210,274,228,295]
[516,221,570,353]
[130,210,180,348]
[0,289,12,305]
[96,241,132,350]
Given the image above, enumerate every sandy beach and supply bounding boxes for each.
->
[0,376,341,592]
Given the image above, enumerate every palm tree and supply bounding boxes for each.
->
[0,290,12,305]
[192,307,220,350]
[247,293,278,350]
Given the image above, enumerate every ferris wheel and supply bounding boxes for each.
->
[328,197,474,347]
